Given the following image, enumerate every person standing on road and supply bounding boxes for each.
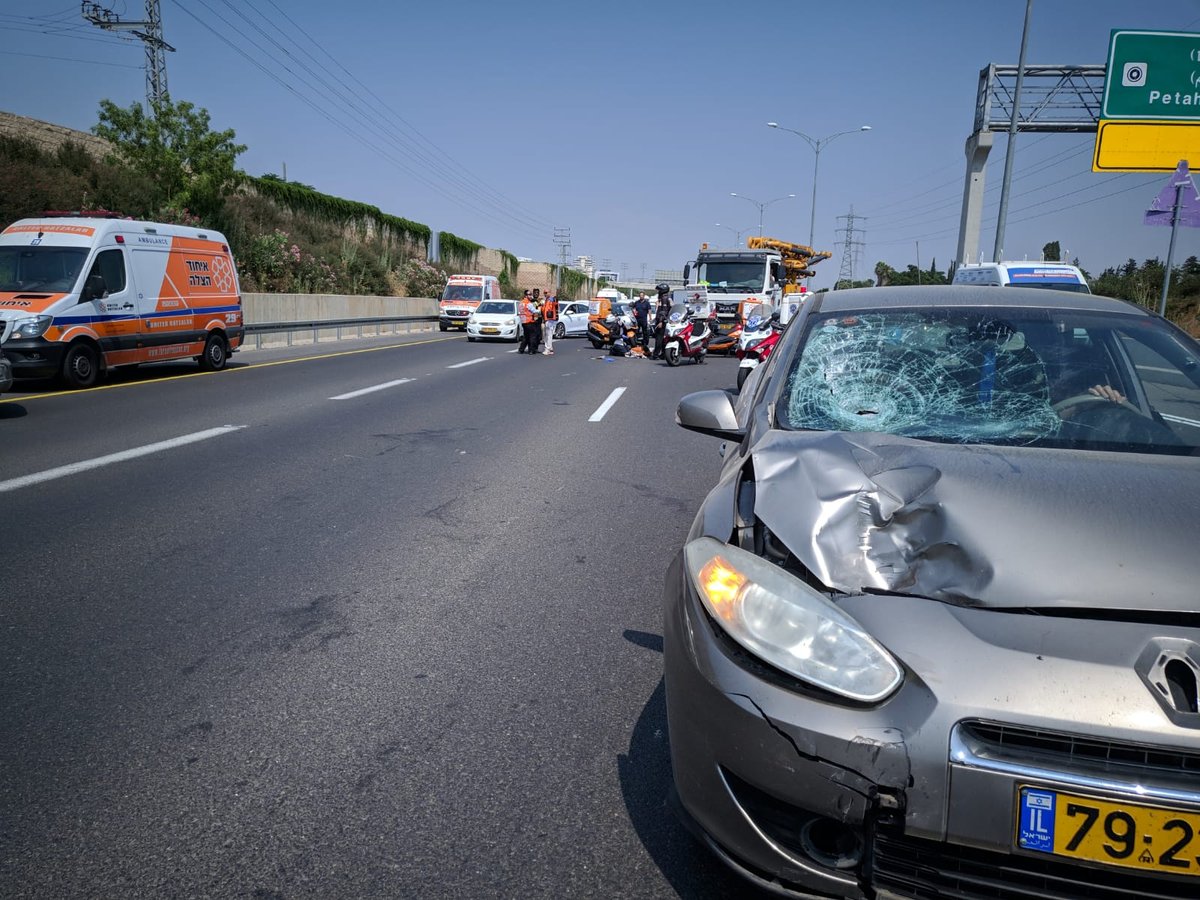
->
[529,288,543,354]
[632,291,651,351]
[518,290,538,355]
[652,283,673,359]
[541,290,558,356]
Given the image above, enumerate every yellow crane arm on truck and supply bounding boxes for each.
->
[747,236,833,292]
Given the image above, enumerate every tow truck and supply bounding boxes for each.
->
[681,237,831,351]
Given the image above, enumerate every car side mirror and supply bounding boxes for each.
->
[676,389,744,441]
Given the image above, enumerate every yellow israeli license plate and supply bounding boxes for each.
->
[1018,786,1200,876]
[482,327,499,334]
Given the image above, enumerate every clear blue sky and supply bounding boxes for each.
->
[2,0,1198,287]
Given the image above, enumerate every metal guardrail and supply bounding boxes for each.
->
[243,314,438,350]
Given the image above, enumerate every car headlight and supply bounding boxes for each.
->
[12,315,53,339]
[684,537,902,702]
[507,318,517,326]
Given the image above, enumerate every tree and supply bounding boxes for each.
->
[1042,241,1061,262]
[93,96,246,222]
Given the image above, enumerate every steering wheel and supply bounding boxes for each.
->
[1052,392,1147,418]
[1052,392,1181,446]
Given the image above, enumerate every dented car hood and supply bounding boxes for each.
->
[750,430,1200,611]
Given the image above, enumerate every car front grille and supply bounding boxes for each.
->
[870,831,1198,900]
[960,720,1200,780]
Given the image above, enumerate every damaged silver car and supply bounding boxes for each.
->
[667,285,1200,899]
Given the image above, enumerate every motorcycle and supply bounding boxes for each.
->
[587,298,638,350]
[735,311,782,390]
[661,302,715,367]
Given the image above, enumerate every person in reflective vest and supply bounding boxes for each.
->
[541,292,558,356]
[518,291,540,356]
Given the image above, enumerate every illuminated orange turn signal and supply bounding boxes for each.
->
[698,557,747,622]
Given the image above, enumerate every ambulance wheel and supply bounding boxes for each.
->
[439,323,447,332]
[199,333,228,371]
[664,345,681,367]
[61,342,100,389]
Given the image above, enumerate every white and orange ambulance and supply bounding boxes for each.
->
[438,274,501,331]
[0,213,244,388]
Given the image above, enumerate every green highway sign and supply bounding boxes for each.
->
[1102,30,1200,120]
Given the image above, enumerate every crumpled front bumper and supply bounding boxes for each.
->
[664,550,1200,899]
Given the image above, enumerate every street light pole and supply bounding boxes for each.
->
[714,223,753,246]
[729,192,796,236]
[766,122,871,250]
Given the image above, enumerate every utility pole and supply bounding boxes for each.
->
[552,227,571,295]
[993,0,1033,262]
[82,1,175,108]
[835,207,867,287]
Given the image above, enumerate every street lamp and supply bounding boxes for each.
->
[766,122,871,250]
[728,192,796,236]
[714,222,754,246]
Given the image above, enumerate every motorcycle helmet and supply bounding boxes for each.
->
[655,282,671,296]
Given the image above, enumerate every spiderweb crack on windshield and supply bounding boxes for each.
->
[785,314,1060,443]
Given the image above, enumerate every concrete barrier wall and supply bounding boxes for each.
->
[242,293,438,323]
[240,293,441,349]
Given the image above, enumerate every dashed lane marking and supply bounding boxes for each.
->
[329,378,414,400]
[588,387,627,422]
[446,357,491,369]
[0,426,246,494]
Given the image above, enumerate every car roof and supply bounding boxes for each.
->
[812,284,1146,316]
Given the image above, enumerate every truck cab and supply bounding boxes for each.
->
[683,247,783,328]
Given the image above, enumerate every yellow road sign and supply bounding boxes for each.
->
[1093,119,1200,172]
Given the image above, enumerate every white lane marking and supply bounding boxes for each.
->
[0,426,245,494]
[1162,413,1200,429]
[329,378,414,400]
[447,357,491,369]
[589,387,627,422]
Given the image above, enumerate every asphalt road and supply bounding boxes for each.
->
[0,333,762,898]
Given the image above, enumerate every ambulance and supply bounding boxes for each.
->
[439,274,501,331]
[0,213,244,388]
[952,261,1090,293]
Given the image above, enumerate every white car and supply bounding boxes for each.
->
[552,301,591,339]
[466,300,520,342]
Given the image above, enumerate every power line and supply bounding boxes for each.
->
[0,49,141,68]
[229,0,551,234]
[253,0,556,232]
[172,0,548,242]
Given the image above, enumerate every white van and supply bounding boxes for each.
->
[952,261,1090,293]
[439,274,502,331]
[0,214,243,388]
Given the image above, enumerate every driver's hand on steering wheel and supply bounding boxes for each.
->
[1087,384,1126,404]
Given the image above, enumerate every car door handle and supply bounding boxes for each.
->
[121,302,134,310]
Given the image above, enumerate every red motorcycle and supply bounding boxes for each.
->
[735,310,782,389]
[662,303,715,366]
